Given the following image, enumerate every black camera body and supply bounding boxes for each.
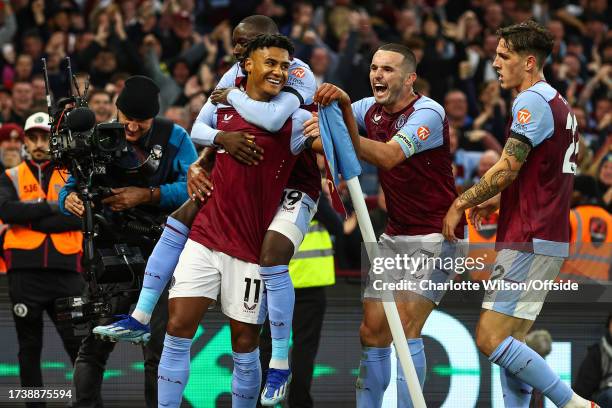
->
[49,102,127,176]
[45,58,160,330]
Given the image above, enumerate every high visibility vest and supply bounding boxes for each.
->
[466,210,499,281]
[3,163,82,254]
[289,221,335,289]
[561,205,612,281]
[0,220,6,273]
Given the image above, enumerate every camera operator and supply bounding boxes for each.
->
[0,112,85,406]
[59,75,198,408]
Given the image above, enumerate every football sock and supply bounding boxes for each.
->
[158,334,191,408]
[356,346,391,408]
[397,338,426,407]
[132,217,189,324]
[500,367,532,407]
[232,349,262,408]
[489,336,572,407]
[259,265,294,370]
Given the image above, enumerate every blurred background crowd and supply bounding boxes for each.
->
[0,0,607,267]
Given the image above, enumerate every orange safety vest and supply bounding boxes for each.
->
[0,220,7,273]
[466,210,499,281]
[3,163,82,254]
[562,205,612,281]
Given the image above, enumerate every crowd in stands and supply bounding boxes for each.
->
[0,0,609,266]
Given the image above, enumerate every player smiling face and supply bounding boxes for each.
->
[244,46,290,100]
[369,50,416,110]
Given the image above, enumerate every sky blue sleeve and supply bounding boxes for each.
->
[226,89,301,132]
[285,65,317,105]
[215,63,240,89]
[391,108,444,158]
[509,91,554,147]
[351,97,376,132]
[159,125,198,209]
[190,100,218,146]
[289,109,312,155]
[58,175,77,215]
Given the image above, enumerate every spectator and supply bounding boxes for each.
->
[475,150,501,181]
[9,81,33,125]
[597,153,612,212]
[0,123,23,170]
[473,80,507,144]
[13,54,33,83]
[0,1,16,50]
[309,47,331,87]
[574,314,612,407]
[0,86,13,123]
[446,89,501,153]
[30,74,46,103]
[483,3,505,33]
[87,89,113,124]
[163,105,190,131]
[19,31,45,75]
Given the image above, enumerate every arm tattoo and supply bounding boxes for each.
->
[457,158,518,208]
[504,138,531,163]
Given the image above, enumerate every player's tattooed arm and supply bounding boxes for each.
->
[442,136,531,241]
[455,137,531,210]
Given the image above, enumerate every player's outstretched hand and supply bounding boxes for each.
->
[314,83,350,106]
[303,112,319,138]
[187,162,213,202]
[210,87,237,105]
[216,131,264,165]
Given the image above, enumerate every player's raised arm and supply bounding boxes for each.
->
[305,83,361,155]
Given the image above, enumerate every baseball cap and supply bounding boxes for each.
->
[24,112,51,133]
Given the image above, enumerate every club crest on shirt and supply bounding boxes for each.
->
[291,68,305,78]
[517,109,531,124]
[417,126,430,141]
[394,114,407,129]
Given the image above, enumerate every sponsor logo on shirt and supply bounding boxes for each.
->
[417,126,430,141]
[517,109,531,124]
[393,132,415,156]
[394,114,407,129]
[291,68,305,78]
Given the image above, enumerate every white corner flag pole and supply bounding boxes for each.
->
[346,178,427,408]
